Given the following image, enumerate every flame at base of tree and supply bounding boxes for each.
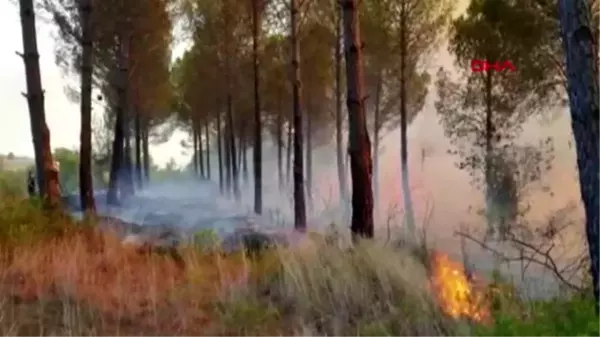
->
[430,251,491,323]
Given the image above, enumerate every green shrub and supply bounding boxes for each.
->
[476,291,598,336]
[192,228,221,251]
[0,197,79,247]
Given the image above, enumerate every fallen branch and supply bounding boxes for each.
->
[454,230,585,292]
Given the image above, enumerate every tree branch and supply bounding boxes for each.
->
[454,230,585,292]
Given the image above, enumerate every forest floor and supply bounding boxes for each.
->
[0,195,597,336]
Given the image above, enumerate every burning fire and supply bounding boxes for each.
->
[430,252,490,323]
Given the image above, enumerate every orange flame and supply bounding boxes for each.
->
[430,252,490,323]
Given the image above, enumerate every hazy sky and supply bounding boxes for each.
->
[0,0,471,167]
[0,0,188,167]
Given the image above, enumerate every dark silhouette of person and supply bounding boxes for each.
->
[27,170,36,197]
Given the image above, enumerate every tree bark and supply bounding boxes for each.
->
[205,118,211,179]
[197,123,205,177]
[192,127,198,175]
[107,91,124,205]
[217,109,224,192]
[252,0,263,214]
[399,1,415,240]
[41,125,61,208]
[122,111,133,196]
[335,0,348,224]
[134,112,142,188]
[120,35,133,198]
[108,35,131,204]
[373,71,382,222]
[227,95,239,198]
[78,0,95,213]
[277,94,283,189]
[291,0,307,231]
[223,7,238,198]
[242,138,249,184]
[238,132,243,177]
[286,121,292,185]
[18,0,46,196]
[142,118,150,183]
[224,121,231,193]
[484,64,495,237]
[306,105,313,210]
[558,0,599,311]
[341,0,374,239]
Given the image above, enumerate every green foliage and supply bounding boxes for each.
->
[192,228,221,251]
[450,0,562,113]
[361,0,452,132]
[54,147,79,194]
[476,295,598,336]
[436,0,561,158]
[0,198,79,247]
[435,0,560,238]
[473,268,599,336]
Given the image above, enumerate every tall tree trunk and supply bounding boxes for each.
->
[238,132,244,175]
[41,125,61,208]
[291,0,307,231]
[306,107,313,210]
[227,95,239,198]
[252,0,263,214]
[142,118,150,183]
[107,97,124,205]
[558,0,599,311]
[277,95,283,189]
[120,35,133,198]
[134,112,142,188]
[18,0,46,196]
[122,105,133,197]
[205,118,211,179]
[223,6,238,198]
[484,65,494,236]
[197,124,205,178]
[78,0,95,213]
[373,71,382,222]
[341,0,374,239]
[107,36,130,205]
[242,139,249,184]
[217,109,224,192]
[286,121,292,185]
[399,2,415,240]
[345,140,350,180]
[334,0,348,223]
[224,122,231,193]
[192,127,198,175]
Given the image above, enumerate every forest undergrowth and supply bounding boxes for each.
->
[0,197,596,336]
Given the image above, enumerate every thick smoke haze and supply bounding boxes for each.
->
[102,0,584,299]
[228,42,582,295]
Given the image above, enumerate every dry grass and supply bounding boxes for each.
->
[249,239,459,335]
[0,229,205,335]
[0,227,466,336]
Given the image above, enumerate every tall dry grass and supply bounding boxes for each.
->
[0,199,466,335]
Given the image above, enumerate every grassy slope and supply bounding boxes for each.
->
[0,197,596,336]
